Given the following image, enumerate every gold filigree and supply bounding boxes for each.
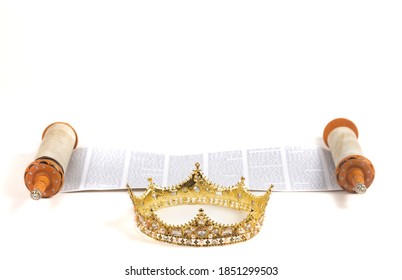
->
[127,163,273,246]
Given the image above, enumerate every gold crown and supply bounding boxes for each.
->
[127,163,273,246]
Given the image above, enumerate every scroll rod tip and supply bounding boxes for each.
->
[30,189,42,200]
[354,183,367,194]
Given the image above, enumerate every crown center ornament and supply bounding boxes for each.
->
[127,162,274,246]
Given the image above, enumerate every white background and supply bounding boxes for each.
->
[1,1,401,279]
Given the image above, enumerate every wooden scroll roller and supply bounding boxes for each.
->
[24,122,78,200]
[323,118,375,194]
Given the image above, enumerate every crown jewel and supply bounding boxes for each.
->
[127,163,273,246]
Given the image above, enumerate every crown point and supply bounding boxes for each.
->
[147,177,153,184]
[198,208,204,213]
[195,162,200,169]
[239,176,247,189]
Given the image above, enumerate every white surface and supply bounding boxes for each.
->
[1,1,401,279]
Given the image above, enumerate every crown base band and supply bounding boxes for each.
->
[137,219,263,247]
